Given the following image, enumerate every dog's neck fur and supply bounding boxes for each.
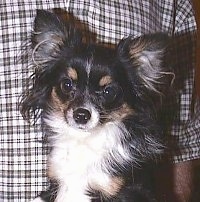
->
[45,114,129,202]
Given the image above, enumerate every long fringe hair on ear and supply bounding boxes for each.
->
[117,33,175,99]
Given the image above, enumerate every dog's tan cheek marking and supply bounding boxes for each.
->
[107,103,134,121]
[99,75,112,87]
[51,88,63,108]
[67,67,78,81]
[51,87,69,113]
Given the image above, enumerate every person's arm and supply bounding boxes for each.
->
[172,2,200,201]
[156,2,200,202]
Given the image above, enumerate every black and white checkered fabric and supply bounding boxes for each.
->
[0,0,200,201]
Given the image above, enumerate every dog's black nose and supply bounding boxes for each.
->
[73,108,91,125]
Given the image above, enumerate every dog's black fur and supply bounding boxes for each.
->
[21,10,173,202]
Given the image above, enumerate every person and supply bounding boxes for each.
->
[0,0,199,201]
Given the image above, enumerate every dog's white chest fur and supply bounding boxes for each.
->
[45,116,128,202]
[49,138,104,201]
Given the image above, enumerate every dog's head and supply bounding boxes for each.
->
[21,10,173,134]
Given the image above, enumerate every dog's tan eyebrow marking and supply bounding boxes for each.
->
[67,67,78,80]
[99,75,112,87]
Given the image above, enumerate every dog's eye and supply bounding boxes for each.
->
[60,78,73,94]
[103,86,117,103]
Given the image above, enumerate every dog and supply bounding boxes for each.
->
[20,10,174,202]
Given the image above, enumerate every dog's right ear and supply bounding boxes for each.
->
[117,33,173,99]
[32,10,82,65]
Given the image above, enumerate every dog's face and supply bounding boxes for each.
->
[44,44,130,131]
[21,10,171,125]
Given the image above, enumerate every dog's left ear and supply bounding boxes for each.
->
[117,33,172,97]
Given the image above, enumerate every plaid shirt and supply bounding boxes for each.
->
[0,0,200,201]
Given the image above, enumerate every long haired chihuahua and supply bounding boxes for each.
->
[21,10,173,202]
